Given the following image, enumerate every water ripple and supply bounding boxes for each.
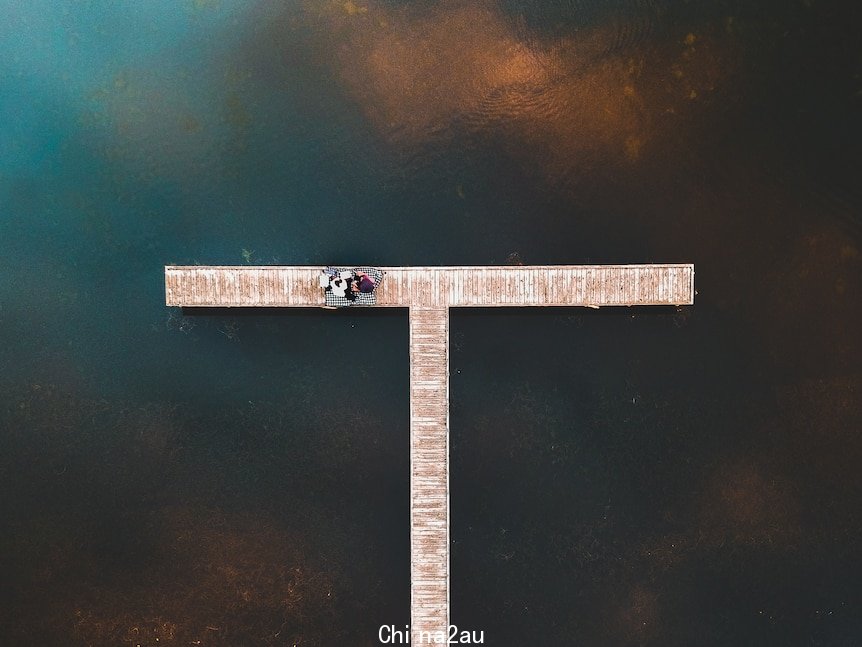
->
[603,0,663,56]
[503,0,665,55]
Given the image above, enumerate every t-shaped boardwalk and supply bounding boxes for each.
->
[165,264,694,644]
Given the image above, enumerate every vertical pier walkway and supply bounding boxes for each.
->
[165,263,694,644]
[409,308,450,640]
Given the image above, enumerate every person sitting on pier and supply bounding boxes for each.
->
[344,275,357,301]
[354,270,376,294]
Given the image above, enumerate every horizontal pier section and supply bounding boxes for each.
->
[165,264,694,308]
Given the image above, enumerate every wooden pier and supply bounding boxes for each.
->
[165,263,694,644]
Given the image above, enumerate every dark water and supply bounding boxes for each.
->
[1,1,860,645]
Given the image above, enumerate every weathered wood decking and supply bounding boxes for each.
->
[164,263,694,644]
[165,264,694,308]
[409,308,450,641]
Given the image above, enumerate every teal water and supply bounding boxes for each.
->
[1,1,860,645]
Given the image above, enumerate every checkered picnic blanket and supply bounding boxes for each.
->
[321,266,383,307]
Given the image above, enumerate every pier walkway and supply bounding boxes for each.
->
[165,264,694,309]
[165,263,694,643]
